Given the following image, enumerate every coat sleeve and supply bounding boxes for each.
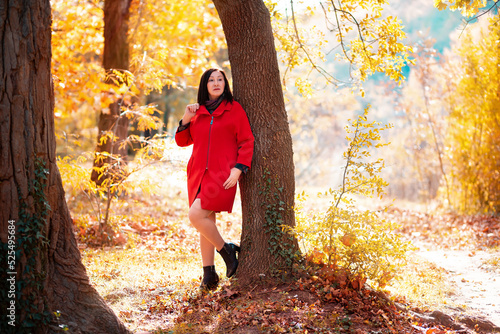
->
[175,120,194,147]
[234,104,254,168]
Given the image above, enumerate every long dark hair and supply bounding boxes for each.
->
[197,68,233,105]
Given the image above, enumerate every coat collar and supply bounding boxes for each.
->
[197,100,232,117]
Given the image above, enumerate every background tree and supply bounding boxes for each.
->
[412,41,451,206]
[427,0,500,213]
[90,0,132,185]
[0,0,127,332]
[390,38,450,203]
[127,0,226,135]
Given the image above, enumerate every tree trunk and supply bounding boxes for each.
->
[91,0,132,185]
[212,0,300,282]
[0,1,128,333]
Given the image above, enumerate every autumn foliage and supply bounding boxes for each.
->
[443,19,500,214]
[51,0,225,149]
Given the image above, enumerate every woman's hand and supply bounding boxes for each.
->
[181,103,200,125]
[223,168,242,189]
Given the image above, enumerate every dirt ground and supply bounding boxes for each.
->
[416,248,500,327]
[384,205,500,333]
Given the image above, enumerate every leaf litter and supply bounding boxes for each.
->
[74,167,499,333]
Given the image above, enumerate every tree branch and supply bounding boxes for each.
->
[459,0,500,37]
[288,0,340,85]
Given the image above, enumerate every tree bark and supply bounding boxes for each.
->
[0,0,128,333]
[91,0,132,185]
[212,0,300,282]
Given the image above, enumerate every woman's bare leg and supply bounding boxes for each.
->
[199,211,216,266]
[190,199,238,278]
[189,199,225,255]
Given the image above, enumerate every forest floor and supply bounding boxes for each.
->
[385,205,500,331]
[71,163,500,333]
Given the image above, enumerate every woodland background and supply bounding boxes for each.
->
[53,0,498,213]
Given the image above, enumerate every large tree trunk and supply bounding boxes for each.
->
[213,0,300,282]
[91,0,132,185]
[0,1,128,333]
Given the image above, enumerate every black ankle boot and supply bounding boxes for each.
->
[217,243,240,278]
[228,243,241,253]
[200,265,219,291]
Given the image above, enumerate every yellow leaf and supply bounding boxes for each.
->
[434,0,447,10]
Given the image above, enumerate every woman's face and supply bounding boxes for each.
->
[207,71,225,100]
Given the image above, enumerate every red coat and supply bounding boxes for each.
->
[175,100,254,213]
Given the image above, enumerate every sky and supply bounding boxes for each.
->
[387,0,464,52]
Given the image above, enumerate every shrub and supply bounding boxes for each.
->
[293,107,412,289]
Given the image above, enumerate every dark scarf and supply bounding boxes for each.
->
[205,94,225,114]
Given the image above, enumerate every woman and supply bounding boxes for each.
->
[175,68,254,291]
